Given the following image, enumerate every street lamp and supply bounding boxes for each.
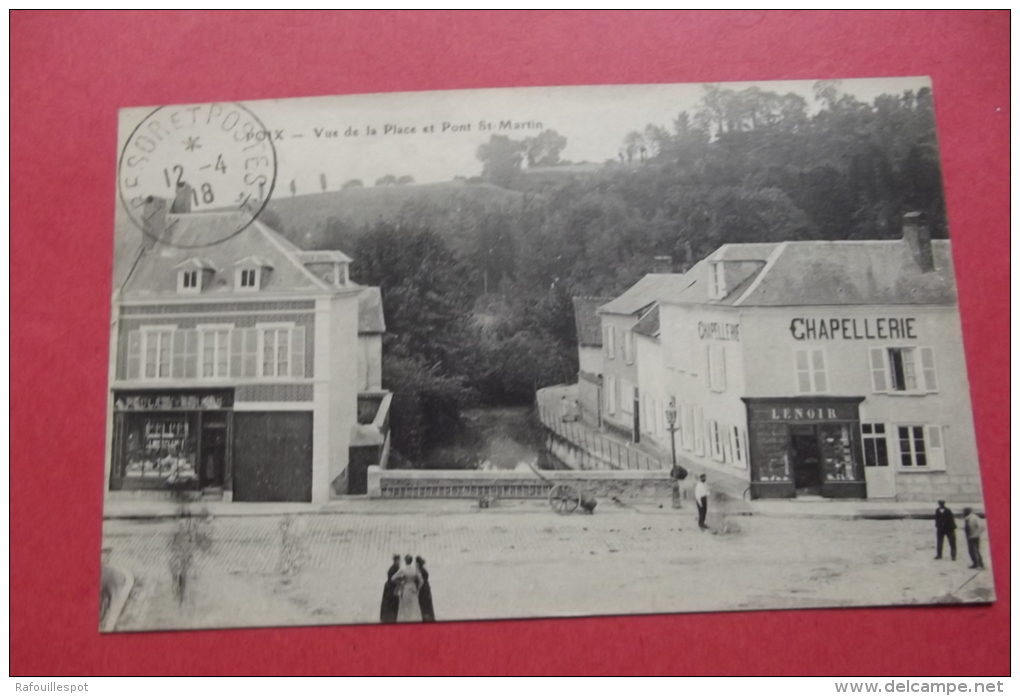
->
[665,398,678,467]
[664,398,681,509]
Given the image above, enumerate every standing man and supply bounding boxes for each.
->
[962,508,986,570]
[694,474,709,531]
[934,500,957,561]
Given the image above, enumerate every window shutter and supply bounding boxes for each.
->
[126,330,141,379]
[869,348,888,393]
[795,349,810,393]
[244,328,259,377]
[171,330,185,377]
[920,347,938,392]
[184,330,199,378]
[812,349,827,393]
[926,425,946,471]
[291,326,305,378]
[608,327,615,359]
[230,329,243,376]
[716,344,727,392]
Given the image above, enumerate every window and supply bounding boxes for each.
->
[870,347,938,394]
[896,424,946,470]
[795,348,828,394]
[143,329,173,379]
[707,344,727,392]
[237,268,260,291]
[623,329,634,365]
[731,426,746,468]
[604,326,616,359]
[693,406,705,456]
[709,419,725,461]
[861,423,889,468]
[258,326,305,378]
[200,328,230,378]
[620,379,634,415]
[680,402,693,451]
[897,425,927,467]
[709,262,726,299]
[178,270,199,293]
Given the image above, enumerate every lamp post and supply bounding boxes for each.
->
[665,398,681,509]
[665,398,678,467]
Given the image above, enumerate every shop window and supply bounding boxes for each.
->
[795,348,828,394]
[707,344,727,393]
[896,424,946,470]
[819,423,858,481]
[118,412,198,485]
[861,423,889,468]
[870,347,938,394]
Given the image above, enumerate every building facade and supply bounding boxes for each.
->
[571,296,611,427]
[105,201,387,504]
[597,275,688,442]
[651,218,982,502]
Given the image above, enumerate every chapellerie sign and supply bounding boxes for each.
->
[790,317,917,341]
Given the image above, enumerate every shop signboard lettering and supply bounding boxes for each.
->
[749,403,858,422]
[789,317,917,341]
[698,321,740,341]
[114,391,233,411]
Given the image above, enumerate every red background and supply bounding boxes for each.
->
[10,11,1010,676]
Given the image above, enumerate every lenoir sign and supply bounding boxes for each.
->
[789,317,918,341]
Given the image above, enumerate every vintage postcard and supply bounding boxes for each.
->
[102,78,993,632]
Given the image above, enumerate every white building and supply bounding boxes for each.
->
[651,215,982,502]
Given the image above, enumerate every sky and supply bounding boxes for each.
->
[118,77,932,197]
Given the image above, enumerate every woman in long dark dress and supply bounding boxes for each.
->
[416,555,435,622]
[379,554,401,623]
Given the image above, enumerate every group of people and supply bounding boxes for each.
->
[934,500,986,570]
[380,554,435,623]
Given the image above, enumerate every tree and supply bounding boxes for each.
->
[522,129,567,167]
[476,135,524,188]
[396,175,415,185]
[375,174,398,186]
[342,178,363,189]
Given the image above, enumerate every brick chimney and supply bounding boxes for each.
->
[141,195,168,247]
[171,181,194,214]
[903,211,934,273]
[652,255,673,274]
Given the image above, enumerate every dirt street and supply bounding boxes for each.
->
[103,505,995,631]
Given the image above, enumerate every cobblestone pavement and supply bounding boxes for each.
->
[103,504,996,631]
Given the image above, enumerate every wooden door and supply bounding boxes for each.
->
[232,411,313,502]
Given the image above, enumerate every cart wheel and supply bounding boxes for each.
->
[549,483,580,515]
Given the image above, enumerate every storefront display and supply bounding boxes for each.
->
[744,397,866,499]
[110,389,233,491]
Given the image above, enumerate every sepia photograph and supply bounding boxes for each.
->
[101,77,993,632]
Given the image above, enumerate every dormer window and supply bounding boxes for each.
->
[175,258,217,294]
[234,256,273,292]
[239,268,259,289]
